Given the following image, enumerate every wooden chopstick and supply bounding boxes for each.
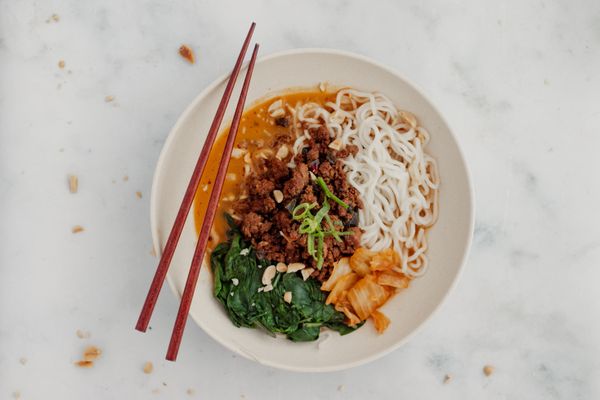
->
[135,22,256,333]
[166,43,260,361]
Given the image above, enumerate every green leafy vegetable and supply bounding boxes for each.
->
[211,221,362,342]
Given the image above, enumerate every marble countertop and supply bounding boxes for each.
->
[1,0,599,398]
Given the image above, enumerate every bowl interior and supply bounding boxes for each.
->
[151,49,473,372]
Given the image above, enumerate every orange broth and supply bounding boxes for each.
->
[193,90,336,250]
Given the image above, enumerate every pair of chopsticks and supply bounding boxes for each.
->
[135,22,259,361]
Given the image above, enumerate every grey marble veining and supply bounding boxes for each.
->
[1,0,599,398]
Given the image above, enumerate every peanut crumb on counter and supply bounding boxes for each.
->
[179,45,195,64]
[483,365,495,376]
[186,388,195,396]
[46,13,60,23]
[68,175,78,193]
[123,175,129,182]
[58,60,65,69]
[19,357,27,365]
[83,346,102,361]
[143,361,153,374]
[443,374,452,384]
[72,225,84,234]
[75,360,94,368]
[105,95,114,102]
[76,329,91,339]
[136,191,142,199]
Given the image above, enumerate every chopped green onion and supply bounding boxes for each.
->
[292,202,316,220]
[307,232,315,259]
[316,233,324,270]
[313,198,330,226]
[316,177,349,209]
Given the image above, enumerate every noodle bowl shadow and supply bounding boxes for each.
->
[151,49,474,372]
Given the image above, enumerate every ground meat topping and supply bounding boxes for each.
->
[234,123,363,281]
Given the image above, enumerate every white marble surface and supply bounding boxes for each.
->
[1,0,599,398]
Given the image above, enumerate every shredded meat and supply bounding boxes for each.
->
[235,124,363,281]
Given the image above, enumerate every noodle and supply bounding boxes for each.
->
[292,89,440,277]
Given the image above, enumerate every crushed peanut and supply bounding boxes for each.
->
[275,146,289,160]
[179,45,195,64]
[328,138,342,151]
[275,262,287,273]
[68,174,78,193]
[75,360,94,368]
[104,95,114,102]
[136,191,142,199]
[231,148,247,159]
[83,346,102,361]
[443,374,452,384]
[143,361,154,374]
[58,60,65,69]
[76,329,91,339]
[286,263,305,273]
[273,190,283,203]
[262,265,276,286]
[123,175,129,182]
[483,365,494,376]
[301,268,314,281]
[72,225,84,234]
[283,291,292,303]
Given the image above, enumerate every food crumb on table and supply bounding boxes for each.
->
[58,60,65,69]
[136,191,142,199]
[443,373,452,383]
[483,364,495,376]
[83,345,102,361]
[74,360,94,368]
[46,13,60,23]
[186,388,195,396]
[337,384,344,391]
[68,174,78,193]
[143,361,153,374]
[72,225,84,234]
[76,329,91,339]
[105,95,115,102]
[123,175,129,182]
[19,357,27,365]
[12,391,20,399]
[179,45,195,64]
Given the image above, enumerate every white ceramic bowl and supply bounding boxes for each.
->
[150,49,474,372]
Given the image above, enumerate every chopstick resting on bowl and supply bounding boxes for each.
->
[135,23,258,359]
[166,43,259,361]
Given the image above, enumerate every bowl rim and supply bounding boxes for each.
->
[150,47,475,372]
